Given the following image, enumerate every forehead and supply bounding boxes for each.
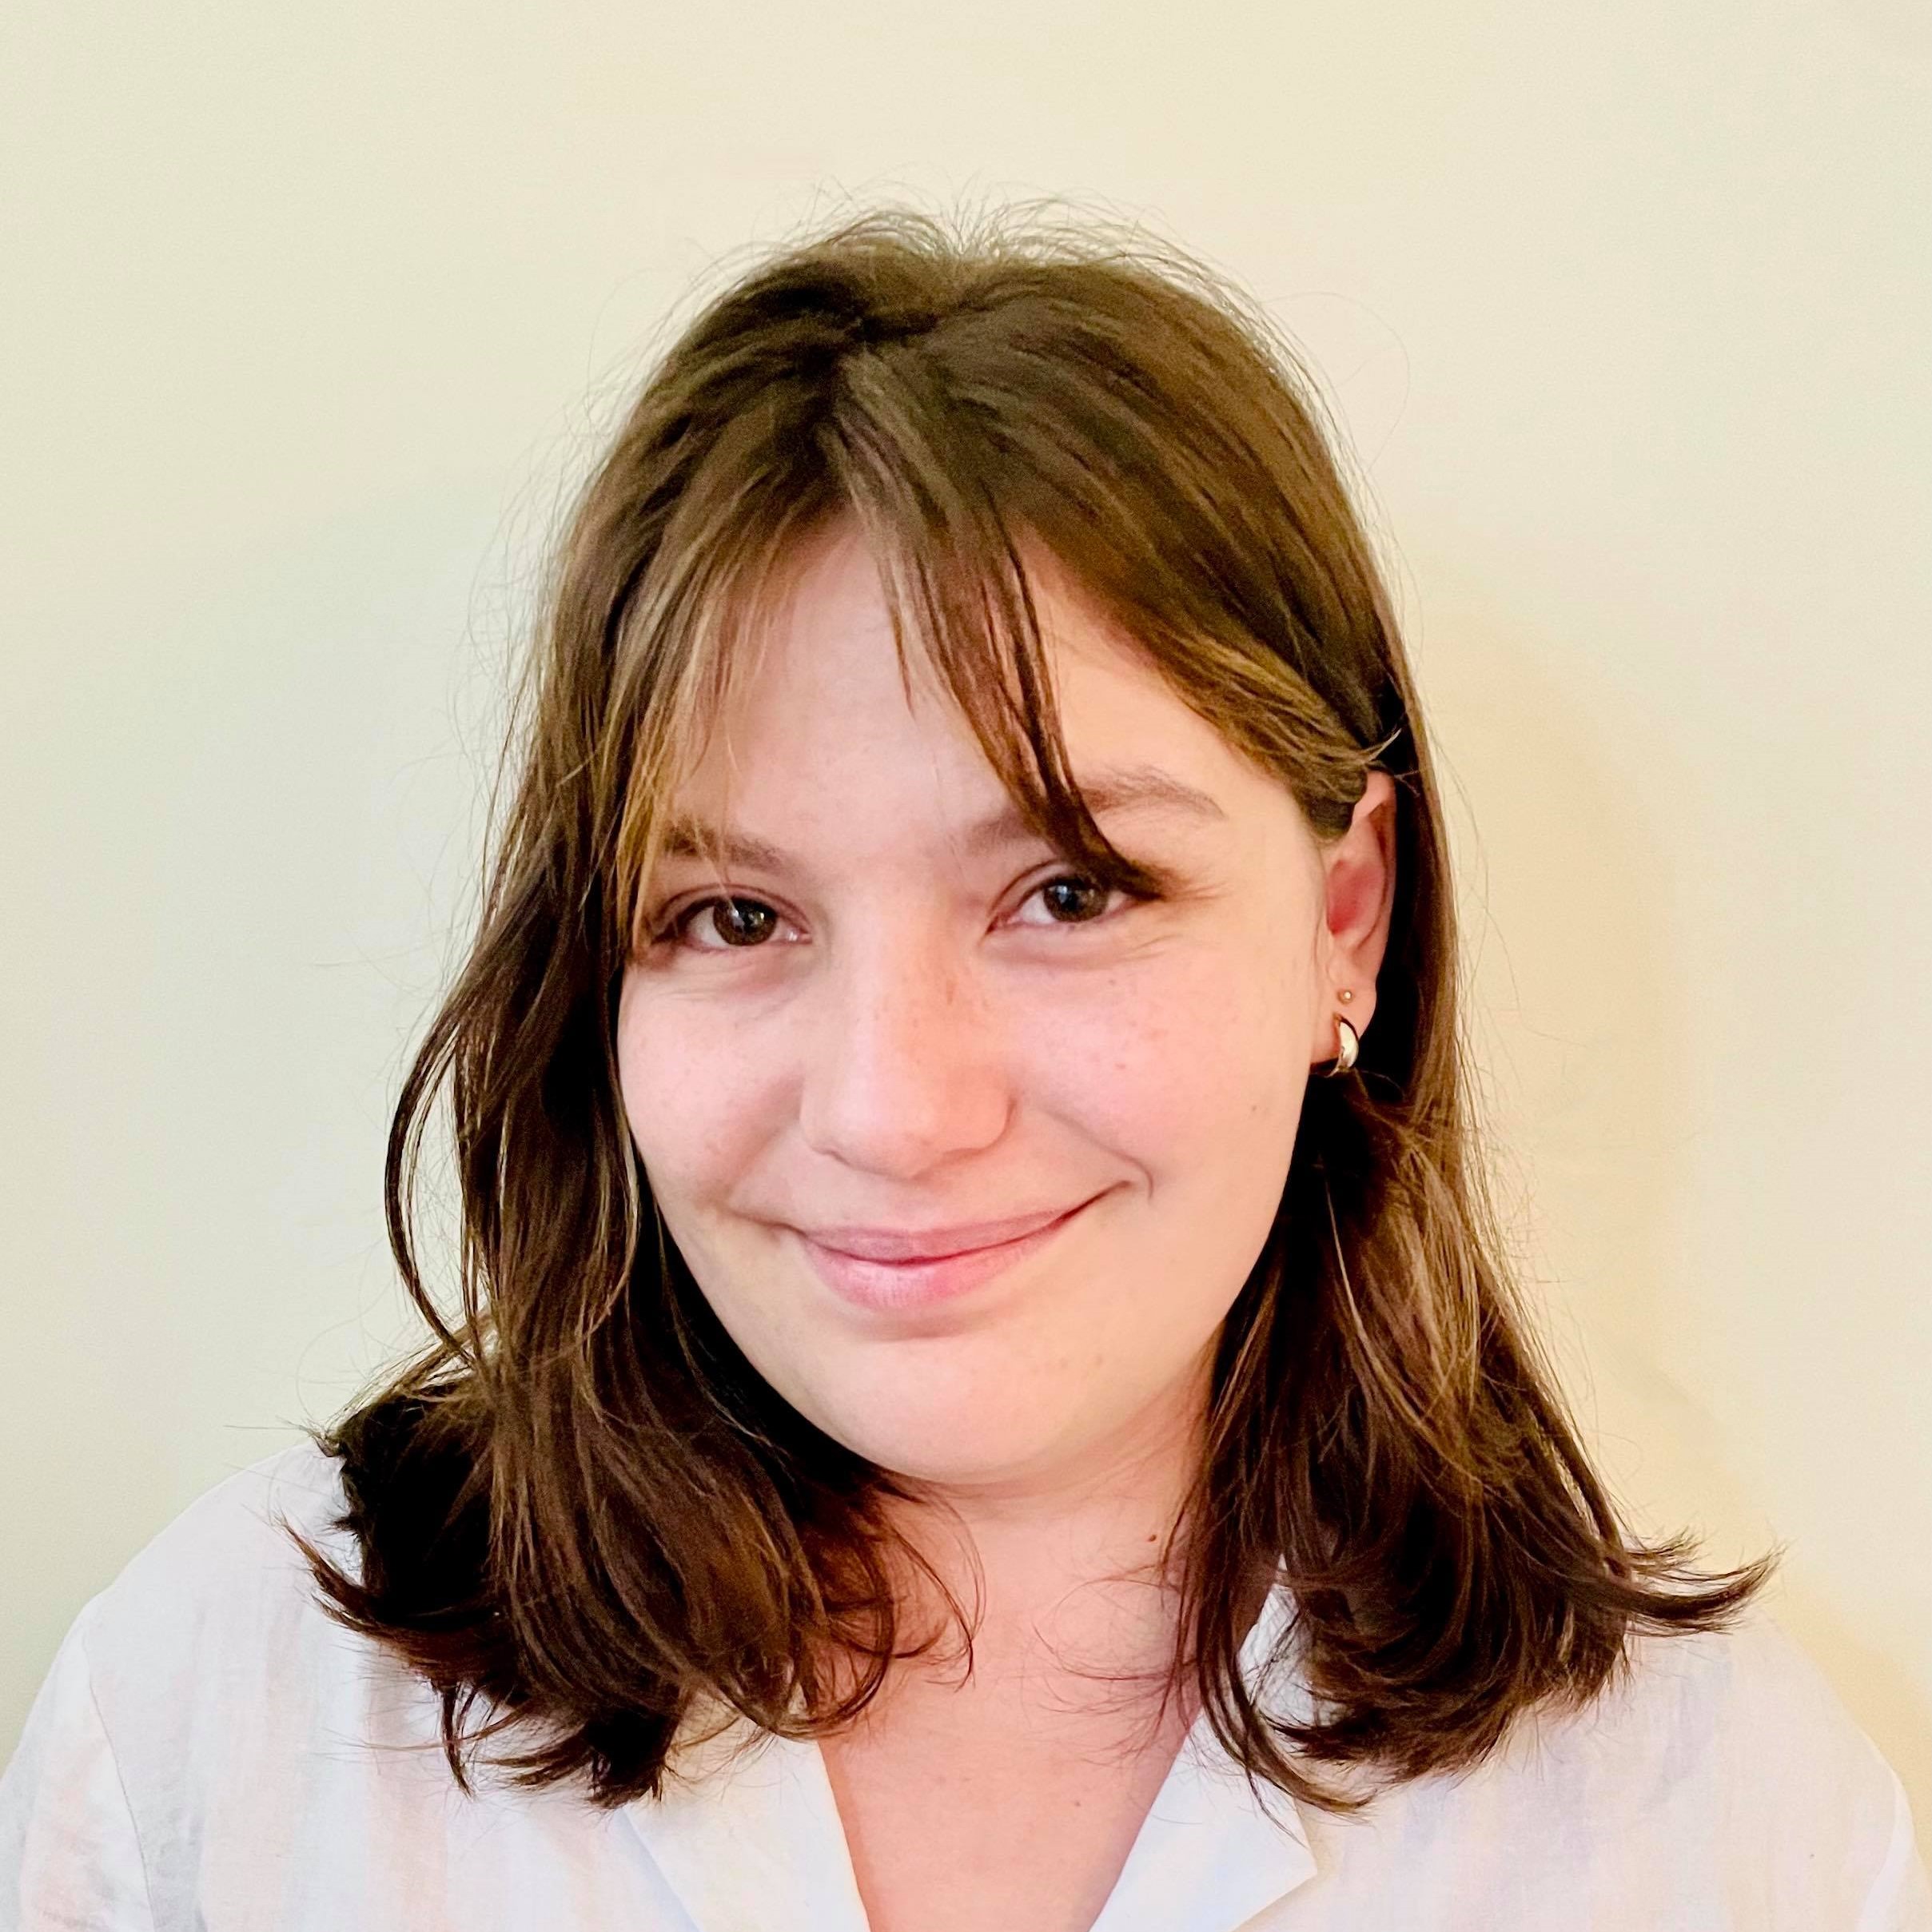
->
[661,521,1246,859]
[717,518,1154,731]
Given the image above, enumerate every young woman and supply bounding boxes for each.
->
[3,207,1925,1932]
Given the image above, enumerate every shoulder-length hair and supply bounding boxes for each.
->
[296,202,1772,1814]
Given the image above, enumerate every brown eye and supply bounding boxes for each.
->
[1027,874,1117,925]
[674,896,783,949]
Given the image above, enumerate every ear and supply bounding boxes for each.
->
[1311,771,1397,1066]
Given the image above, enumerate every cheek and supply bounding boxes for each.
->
[615,981,777,1210]
[1024,941,1306,1169]
[1042,942,1311,1340]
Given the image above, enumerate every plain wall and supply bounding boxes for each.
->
[3,0,1927,1836]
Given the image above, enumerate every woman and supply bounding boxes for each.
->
[2,206,1925,1931]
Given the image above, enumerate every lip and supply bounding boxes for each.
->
[795,1196,1098,1313]
[800,1204,1082,1263]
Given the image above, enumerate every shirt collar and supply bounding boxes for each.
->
[1089,1579,1317,1930]
[628,1712,874,1932]
[625,1579,1318,1931]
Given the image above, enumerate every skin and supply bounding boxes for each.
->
[615,516,1396,1932]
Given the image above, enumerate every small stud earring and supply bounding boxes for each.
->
[1337,988,1356,1004]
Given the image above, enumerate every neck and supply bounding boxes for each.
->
[868,1348,1217,1708]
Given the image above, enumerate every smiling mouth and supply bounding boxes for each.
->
[801,1200,1088,1265]
[793,1195,1100,1313]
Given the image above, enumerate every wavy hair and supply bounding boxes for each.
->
[295,201,1772,1814]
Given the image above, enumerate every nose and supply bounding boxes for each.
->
[796,915,1011,1178]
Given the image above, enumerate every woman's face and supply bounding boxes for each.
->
[616,519,1392,1493]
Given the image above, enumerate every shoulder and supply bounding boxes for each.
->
[1568,1605,1899,1798]
[2,1441,700,1930]
[112,1436,358,1584]
[80,1439,363,1676]
[1289,1606,1930,1926]
[1488,1607,1925,1919]
[64,1438,449,1796]
[2,1441,438,1930]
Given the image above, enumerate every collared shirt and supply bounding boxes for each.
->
[2,1443,1926,1930]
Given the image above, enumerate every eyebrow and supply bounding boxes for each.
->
[655,763,1227,872]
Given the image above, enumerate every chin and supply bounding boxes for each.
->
[790,1366,1086,1490]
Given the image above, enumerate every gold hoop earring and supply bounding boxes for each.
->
[1321,1015,1360,1077]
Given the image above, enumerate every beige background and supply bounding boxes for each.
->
[3,0,1927,1840]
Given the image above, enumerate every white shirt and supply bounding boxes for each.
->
[2,1443,1926,1931]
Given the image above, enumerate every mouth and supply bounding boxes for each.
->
[794,1195,1100,1314]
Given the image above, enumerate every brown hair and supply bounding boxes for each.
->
[296,201,1773,1814]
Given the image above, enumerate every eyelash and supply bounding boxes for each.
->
[649,871,1145,954]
